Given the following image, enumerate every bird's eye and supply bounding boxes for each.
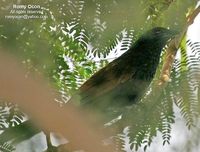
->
[155,30,161,34]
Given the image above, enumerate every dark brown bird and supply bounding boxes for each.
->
[76,27,176,113]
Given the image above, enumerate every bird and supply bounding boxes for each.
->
[75,27,177,113]
[0,27,177,149]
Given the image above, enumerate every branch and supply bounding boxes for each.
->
[158,5,200,85]
[0,50,115,152]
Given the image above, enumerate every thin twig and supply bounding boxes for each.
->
[158,5,200,85]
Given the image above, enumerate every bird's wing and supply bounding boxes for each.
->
[78,59,135,104]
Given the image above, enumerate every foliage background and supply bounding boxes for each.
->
[0,0,200,151]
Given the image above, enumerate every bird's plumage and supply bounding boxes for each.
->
[78,27,176,111]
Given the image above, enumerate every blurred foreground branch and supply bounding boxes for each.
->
[0,50,115,152]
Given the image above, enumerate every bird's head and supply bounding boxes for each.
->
[130,27,178,79]
[145,27,177,40]
[138,27,177,52]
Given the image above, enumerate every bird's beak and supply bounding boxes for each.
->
[165,29,178,40]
